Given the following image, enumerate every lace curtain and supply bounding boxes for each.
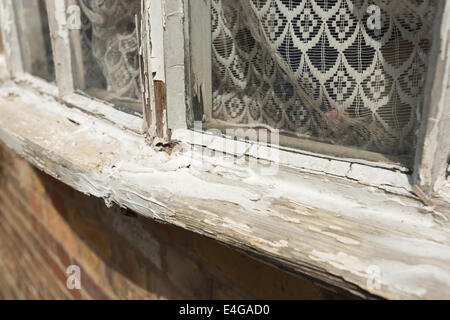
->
[77,0,141,110]
[211,0,436,156]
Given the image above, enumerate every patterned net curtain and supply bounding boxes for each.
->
[210,0,436,157]
[77,0,141,110]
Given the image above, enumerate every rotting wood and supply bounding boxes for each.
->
[0,0,449,299]
[140,0,170,146]
[154,80,169,142]
[0,80,450,300]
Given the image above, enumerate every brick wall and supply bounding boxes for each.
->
[0,142,349,299]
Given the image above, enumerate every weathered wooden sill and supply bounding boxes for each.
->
[1,78,450,300]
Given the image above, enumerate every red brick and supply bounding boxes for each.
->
[71,258,110,300]
[28,190,44,221]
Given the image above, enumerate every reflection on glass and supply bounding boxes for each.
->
[70,0,142,115]
[14,0,55,81]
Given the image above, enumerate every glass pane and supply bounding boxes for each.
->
[194,0,438,164]
[14,0,55,81]
[70,0,142,116]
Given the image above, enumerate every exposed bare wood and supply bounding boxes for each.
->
[154,80,168,140]
[1,0,450,300]
[139,0,170,145]
[0,78,450,300]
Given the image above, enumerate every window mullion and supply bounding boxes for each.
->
[45,0,74,97]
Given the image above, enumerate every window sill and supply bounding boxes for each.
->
[1,78,450,299]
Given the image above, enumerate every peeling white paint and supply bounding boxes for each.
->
[149,0,165,81]
[309,250,368,278]
[1,79,450,299]
[308,226,361,246]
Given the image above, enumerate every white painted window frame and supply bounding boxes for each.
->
[0,0,145,133]
[168,0,450,201]
[0,0,449,203]
[0,0,57,98]
[1,0,450,299]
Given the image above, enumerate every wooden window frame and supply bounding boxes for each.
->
[1,0,450,299]
[0,0,449,200]
[412,3,450,201]
[176,0,450,202]
[0,0,152,133]
[0,0,56,98]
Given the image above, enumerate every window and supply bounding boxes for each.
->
[186,0,438,167]
[69,0,142,115]
[0,0,450,300]
[182,0,449,198]
[13,0,55,81]
[0,0,448,198]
